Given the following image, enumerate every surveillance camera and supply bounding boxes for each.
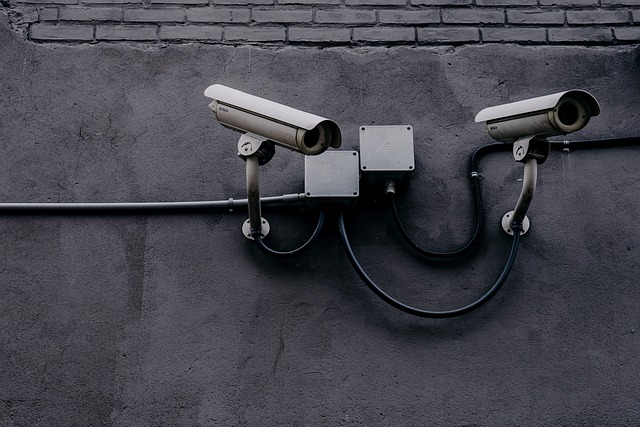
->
[204,84,341,156]
[475,90,600,142]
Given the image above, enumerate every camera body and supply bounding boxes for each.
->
[204,84,341,156]
[475,90,600,142]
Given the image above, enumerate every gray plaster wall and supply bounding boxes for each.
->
[2,12,640,426]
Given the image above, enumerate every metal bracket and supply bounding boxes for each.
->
[502,211,530,236]
[242,217,270,240]
[500,136,549,236]
[237,134,275,165]
[238,134,263,157]
[243,146,269,240]
[502,157,537,236]
[513,136,550,164]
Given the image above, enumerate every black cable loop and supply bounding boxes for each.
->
[390,142,510,259]
[251,210,326,258]
[339,210,522,319]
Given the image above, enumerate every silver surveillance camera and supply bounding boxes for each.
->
[475,89,601,236]
[474,90,600,142]
[204,84,342,156]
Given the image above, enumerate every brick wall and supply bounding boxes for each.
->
[4,0,640,45]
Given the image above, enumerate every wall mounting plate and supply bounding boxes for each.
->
[502,211,530,236]
[242,217,270,240]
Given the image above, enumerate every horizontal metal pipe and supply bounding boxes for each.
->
[0,193,307,212]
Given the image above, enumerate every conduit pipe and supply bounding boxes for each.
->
[0,194,307,212]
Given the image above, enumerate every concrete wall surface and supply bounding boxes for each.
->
[2,12,640,426]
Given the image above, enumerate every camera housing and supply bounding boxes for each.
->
[474,90,600,142]
[204,84,341,156]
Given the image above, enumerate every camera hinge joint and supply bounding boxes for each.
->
[512,136,550,164]
[237,134,276,165]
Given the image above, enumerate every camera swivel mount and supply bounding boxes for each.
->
[238,134,276,240]
[501,136,550,236]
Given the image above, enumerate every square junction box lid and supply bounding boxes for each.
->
[304,151,359,204]
[359,125,415,174]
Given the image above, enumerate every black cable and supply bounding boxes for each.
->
[251,210,326,258]
[339,209,522,318]
[391,142,511,259]
[390,193,474,259]
[389,136,640,260]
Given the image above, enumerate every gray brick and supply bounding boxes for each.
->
[160,24,222,39]
[417,27,479,43]
[634,11,640,23]
[40,7,59,20]
[539,0,596,5]
[288,27,350,42]
[442,9,505,24]
[507,10,565,25]
[481,27,546,42]
[30,23,94,40]
[211,0,274,4]
[353,27,415,42]
[614,27,640,41]
[186,8,250,23]
[567,11,630,25]
[60,7,122,21]
[347,0,405,5]
[548,27,612,42]
[83,0,142,4]
[252,9,312,23]
[280,0,340,4]
[602,0,640,4]
[9,5,39,23]
[477,0,536,5]
[224,26,285,41]
[152,0,208,5]
[124,9,185,22]
[412,0,471,4]
[315,9,375,24]
[96,24,157,39]
[378,10,440,25]
[17,0,76,5]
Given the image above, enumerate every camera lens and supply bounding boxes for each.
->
[557,101,579,126]
[303,127,320,149]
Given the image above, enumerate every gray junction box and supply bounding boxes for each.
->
[304,150,360,208]
[359,125,415,194]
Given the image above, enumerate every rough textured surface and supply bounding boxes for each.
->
[3,0,640,45]
[2,11,640,426]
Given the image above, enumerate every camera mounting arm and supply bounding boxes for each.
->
[502,136,550,236]
[237,134,275,239]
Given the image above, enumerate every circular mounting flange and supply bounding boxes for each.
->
[242,217,270,240]
[502,211,530,236]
